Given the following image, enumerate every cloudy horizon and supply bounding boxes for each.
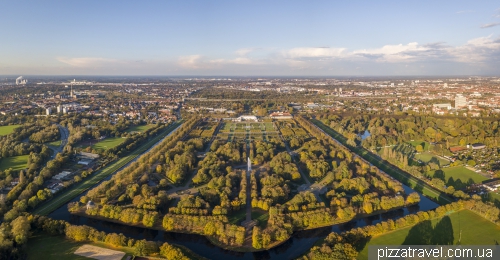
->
[1,1,499,76]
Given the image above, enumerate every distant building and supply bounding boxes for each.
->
[234,115,258,122]
[46,107,52,115]
[433,103,452,110]
[471,143,486,150]
[455,95,467,108]
[15,76,28,85]
[269,112,293,119]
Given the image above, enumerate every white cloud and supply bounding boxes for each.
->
[283,47,346,59]
[481,22,500,28]
[57,57,119,67]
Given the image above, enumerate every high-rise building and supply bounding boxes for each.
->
[46,107,52,115]
[455,95,467,108]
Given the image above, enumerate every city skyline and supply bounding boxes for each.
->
[1,1,500,76]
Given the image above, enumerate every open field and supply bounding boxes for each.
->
[431,166,488,189]
[92,137,124,150]
[74,245,125,260]
[0,124,21,136]
[48,139,63,147]
[358,210,500,259]
[27,234,88,260]
[408,140,431,151]
[0,154,29,171]
[33,122,182,216]
[126,124,155,133]
[311,119,453,204]
[414,152,450,166]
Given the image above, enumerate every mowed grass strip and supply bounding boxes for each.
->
[126,124,155,133]
[33,122,181,216]
[92,137,124,150]
[311,119,452,204]
[357,210,500,260]
[0,124,21,136]
[0,155,29,171]
[27,234,88,260]
[442,166,487,184]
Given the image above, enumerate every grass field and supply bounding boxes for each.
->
[48,139,63,147]
[27,234,88,260]
[126,124,155,133]
[358,210,500,259]
[33,121,182,216]
[430,166,488,189]
[0,124,21,136]
[251,209,269,228]
[0,154,29,171]
[92,137,125,150]
[311,119,453,205]
[408,140,431,151]
[414,152,450,166]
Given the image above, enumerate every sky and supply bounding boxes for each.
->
[1,1,500,76]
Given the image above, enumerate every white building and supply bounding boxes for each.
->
[455,95,467,108]
[46,107,52,115]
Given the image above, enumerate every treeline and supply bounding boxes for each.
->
[316,113,500,149]
[192,141,244,185]
[28,124,60,143]
[3,153,69,221]
[108,123,164,156]
[159,139,200,184]
[77,203,160,228]
[86,117,198,202]
[31,215,191,259]
[162,214,245,247]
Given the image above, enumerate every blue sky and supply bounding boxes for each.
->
[1,1,499,76]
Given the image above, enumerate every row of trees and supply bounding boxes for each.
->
[31,215,190,259]
[86,117,198,202]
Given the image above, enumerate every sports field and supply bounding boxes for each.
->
[92,137,125,150]
[0,124,21,136]
[414,152,450,166]
[431,166,488,189]
[0,155,29,171]
[126,124,155,133]
[358,210,500,259]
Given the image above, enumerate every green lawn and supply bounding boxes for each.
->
[414,152,450,166]
[251,209,269,228]
[27,234,89,260]
[431,166,488,189]
[408,140,431,151]
[358,210,500,260]
[92,137,125,150]
[228,209,247,224]
[126,124,155,133]
[33,122,182,216]
[0,155,29,171]
[48,139,62,147]
[0,124,21,136]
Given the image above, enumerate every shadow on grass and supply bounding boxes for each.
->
[402,216,454,245]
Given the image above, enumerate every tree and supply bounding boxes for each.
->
[415,145,424,153]
[11,216,30,244]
